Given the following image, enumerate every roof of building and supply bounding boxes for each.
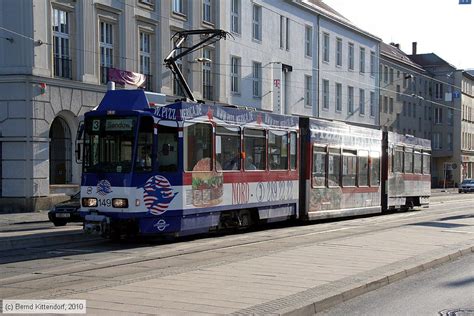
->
[408,53,456,70]
[301,0,380,41]
[464,70,474,80]
[306,0,350,22]
[380,42,424,72]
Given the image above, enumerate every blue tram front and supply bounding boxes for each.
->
[80,90,300,237]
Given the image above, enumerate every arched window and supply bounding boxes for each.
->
[49,116,72,184]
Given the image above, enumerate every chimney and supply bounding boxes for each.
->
[412,42,417,55]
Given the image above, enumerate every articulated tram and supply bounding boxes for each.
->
[80,90,431,238]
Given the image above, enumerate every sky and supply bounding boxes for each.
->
[322,0,474,70]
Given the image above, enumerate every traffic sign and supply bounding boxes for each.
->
[459,0,471,4]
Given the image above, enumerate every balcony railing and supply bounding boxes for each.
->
[53,56,72,79]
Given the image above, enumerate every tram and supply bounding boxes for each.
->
[79,89,431,238]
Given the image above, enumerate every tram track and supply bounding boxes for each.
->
[1,198,473,300]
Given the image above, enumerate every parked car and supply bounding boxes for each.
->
[48,192,82,226]
[458,179,474,193]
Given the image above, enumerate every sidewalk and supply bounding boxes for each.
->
[4,206,469,315]
[0,210,50,227]
[0,210,88,251]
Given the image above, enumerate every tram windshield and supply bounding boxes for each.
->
[83,116,137,173]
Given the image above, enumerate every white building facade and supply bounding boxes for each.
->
[0,0,381,211]
[315,11,380,127]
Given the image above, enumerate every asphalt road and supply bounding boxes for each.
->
[0,192,473,314]
[319,252,474,316]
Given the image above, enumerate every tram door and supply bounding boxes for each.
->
[50,117,72,184]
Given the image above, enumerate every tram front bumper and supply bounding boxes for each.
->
[84,214,111,236]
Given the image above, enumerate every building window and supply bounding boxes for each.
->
[396,85,401,101]
[389,68,394,83]
[285,17,290,50]
[448,108,454,125]
[432,132,441,149]
[348,43,354,70]
[139,32,152,91]
[348,86,354,114]
[252,62,262,98]
[370,51,376,76]
[435,83,444,99]
[383,96,388,113]
[336,83,342,112]
[434,107,443,124]
[322,33,330,63]
[280,16,284,49]
[252,5,262,41]
[370,91,375,117]
[383,66,389,83]
[305,26,312,57]
[52,8,72,79]
[231,0,240,34]
[322,79,329,109]
[389,97,393,114]
[305,75,312,107]
[172,0,184,14]
[100,21,114,84]
[359,47,365,73]
[336,38,342,66]
[203,0,212,23]
[231,56,241,94]
[359,89,365,115]
[202,49,212,100]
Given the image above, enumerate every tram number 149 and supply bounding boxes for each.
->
[98,199,112,207]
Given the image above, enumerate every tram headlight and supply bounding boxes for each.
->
[82,198,97,207]
[112,198,128,208]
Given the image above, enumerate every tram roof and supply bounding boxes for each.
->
[95,89,299,129]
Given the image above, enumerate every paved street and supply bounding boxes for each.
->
[1,192,473,315]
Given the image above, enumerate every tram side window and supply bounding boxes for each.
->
[358,151,369,186]
[184,123,212,171]
[312,146,326,187]
[404,148,413,173]
[216,126,241,171]
[423,151,431,174]
[370,152,380,186]
[157,122,179,172]
[342,149,357,187]
[290,132,297,170]
[413,150,422,174]
[328,148,341,186]
[393,146,403,173]
[135,116,154,172]
[244,128,266,170]
[268,130,288,170]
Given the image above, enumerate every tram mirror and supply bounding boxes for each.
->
[75,143,82,162]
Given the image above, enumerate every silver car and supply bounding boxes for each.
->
[459,179,474,193]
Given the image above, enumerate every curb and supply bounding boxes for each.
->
[277,245,474,315]
[0,230,100,251]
